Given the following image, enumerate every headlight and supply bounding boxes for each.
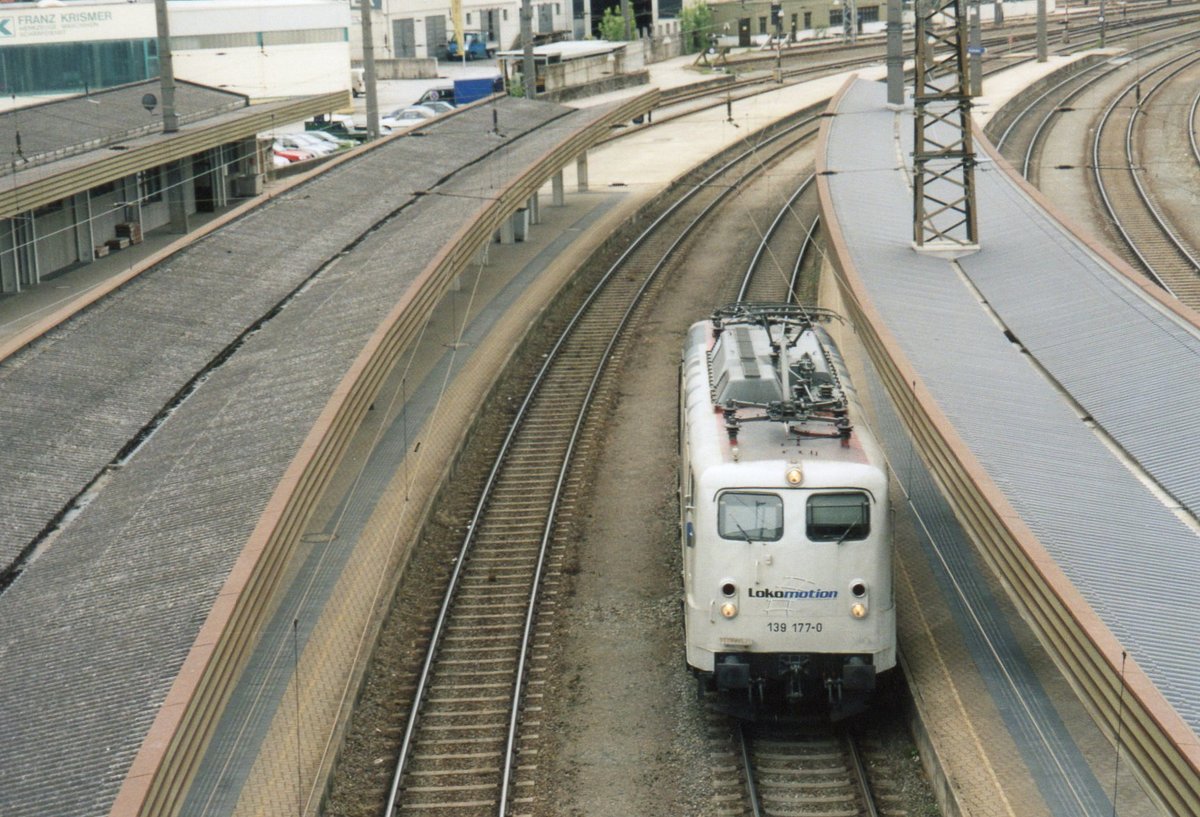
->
[850,580,867,618]
[720,602,738,619]
[785,465,803,485]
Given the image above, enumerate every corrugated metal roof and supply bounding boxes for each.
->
[824,79,1200,735]
[0,79,248,170]
[0,97,599,817]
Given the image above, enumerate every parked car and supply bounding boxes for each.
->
[380,106,437,130]
[419,100,455,115]
[416,85,455,105]
[272,142,317,163]
[302,130,355,150]
[276,133,338,155]
[308,114,369,143]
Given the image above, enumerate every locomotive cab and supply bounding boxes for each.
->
[680,304,895,720]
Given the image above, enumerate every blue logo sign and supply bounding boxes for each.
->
[748,587,838,600]
[0,19,13,37]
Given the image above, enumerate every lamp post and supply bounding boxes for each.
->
[772,2,782,82]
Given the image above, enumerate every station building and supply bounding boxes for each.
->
[0,0,351,296]
[0,80,347,296]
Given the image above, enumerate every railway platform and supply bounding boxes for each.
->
[819,76,1200,815]
[193,55,1138,817]
[0,51,1157,817]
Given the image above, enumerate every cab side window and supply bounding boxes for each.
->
[718,492,783,541]
[807,492,870,541]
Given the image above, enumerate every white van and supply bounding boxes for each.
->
[351,68,365,98]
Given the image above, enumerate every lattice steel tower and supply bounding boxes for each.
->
[912,0,978,248]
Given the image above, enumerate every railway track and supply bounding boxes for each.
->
[988,20,1200,307]
[736,175,821,305]
[707,716,920,817]
[1091,49,1200,303]
[373,111,829,817]
[740,724,881,817]
[990,23,1200,174]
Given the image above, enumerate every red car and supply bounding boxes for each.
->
[272,142,316,163]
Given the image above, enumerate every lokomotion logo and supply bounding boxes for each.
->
[0,19,13,37]
[748,587,837,600]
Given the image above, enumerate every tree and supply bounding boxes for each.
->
[680,1,714,54]
[598,6,630,41]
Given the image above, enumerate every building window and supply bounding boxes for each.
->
[139,168,163,204]
[858,6,880,23]
[261,28,349,46]
[503,9,508,20]
[0,40,156,96]
[829,9,843,26]
[32,200,64,217]
[170,33,257,50]
[758,16,767,33]
[466,12,472,23]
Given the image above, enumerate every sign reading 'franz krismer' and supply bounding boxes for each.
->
[0,9,118,40]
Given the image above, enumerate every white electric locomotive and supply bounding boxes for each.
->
[679,303,895,719]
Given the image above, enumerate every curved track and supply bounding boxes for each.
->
[735,175,821,305]
[380,111,827,817]
[991,22,1200,307]
[1090,50,1200,299]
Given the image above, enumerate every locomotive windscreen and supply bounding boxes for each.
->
[806,492,870,541]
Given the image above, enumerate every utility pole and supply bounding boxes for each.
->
[1036,0,1047,62]
[153,0,177,133]
[620,0,633,40]
[887,0,903,105]
[154,0,187,234]
[969,0,982,96]
[358,0,380,139]
[521,0,537,99]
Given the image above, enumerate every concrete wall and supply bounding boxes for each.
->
[173,43,351,100]
[352,58,440,79]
